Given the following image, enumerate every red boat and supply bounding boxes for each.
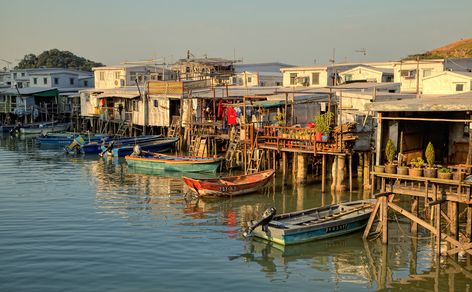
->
[182,169,275,197]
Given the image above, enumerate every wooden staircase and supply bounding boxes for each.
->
[168,116,181,137]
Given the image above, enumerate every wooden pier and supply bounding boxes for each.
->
[365,171,472,258]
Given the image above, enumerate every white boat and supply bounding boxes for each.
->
[19,122,71,135]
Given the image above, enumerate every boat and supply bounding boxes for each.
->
[19,121,71,135]
[37,133,109,146]
[66,135,163,154]
[125,151,222,173]
[245,199,374,246]
[182,169,275,196]
[107,137,179,157]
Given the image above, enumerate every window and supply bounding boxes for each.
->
[54,77,59,85]
[312,72,320,85]
[247,77,252,83]
[99,72,105,81]
[129,72,137,83]
[423,69,432,77]
[290,73,297,85]
[33,78,37,84]
[21,72,25,77]
[114,72,120,79]
[400,70,416,79]
[13,73,17,78]
[132,100,138,111]
[153,99,158,108]
[456,83,464,92]
[70,78,74,85]
[43,77,47,84]
[84,80,88,87]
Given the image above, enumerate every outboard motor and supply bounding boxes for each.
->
[131,145,142,157]
[243,207,276,237]
[99,141,115,157]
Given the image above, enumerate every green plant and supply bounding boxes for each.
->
[410,157,424,168]
[314,112,334,135]
[425,142,435,168]
[438,167,452,173]
[385,139,396,165]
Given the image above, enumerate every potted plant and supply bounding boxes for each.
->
[424,142,437,178]
[397,153,409,175]
[438,167,452,180]
[314,112,334,142]
[384,139,397,174]
[408,157,424,177]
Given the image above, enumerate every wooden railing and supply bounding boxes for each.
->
[258,125,347,154]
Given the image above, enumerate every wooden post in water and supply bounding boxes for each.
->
[321,154,326,193]
[349,153,353,193]
[282,152,287,185]
[296,154,307,184]
[292,153,298,182]
[363,152,371,190]
[448,201,459,257]
[331,155,346,191]
[381,195,388,244]
[411,196,419,236]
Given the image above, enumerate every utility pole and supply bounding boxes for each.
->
[416,56,420,99]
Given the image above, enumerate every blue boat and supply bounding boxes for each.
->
[37,133,109,146]
[246,199,374,245]
[66,135,163,154]
[107,137,179,157]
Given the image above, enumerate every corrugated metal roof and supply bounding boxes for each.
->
[0,87,58,95]
[365,92,472,112]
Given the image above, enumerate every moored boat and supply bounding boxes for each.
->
[107,137,179,157]
[125,151,222,173]
[182,169,275,196]
[246,199,374,245]
[66,135,162,154]
[19,122,71,135]
[37,133,109,146]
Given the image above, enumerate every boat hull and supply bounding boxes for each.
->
[110,137,178,157]
[71,135,162,154]
[19,122,70,135]
[182,169,275,196]
[37,134,108,145]
[251,200,374,245]
[126,155,221,173]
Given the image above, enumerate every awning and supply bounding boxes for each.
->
[97,93,140,99]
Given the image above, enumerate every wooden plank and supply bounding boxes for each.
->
[388,201,472,256]
[382,196,388,244]
[363,199,381,239]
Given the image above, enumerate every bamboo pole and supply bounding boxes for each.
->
[349,153,352,193]
[382,195,388,244]
[321,154,326,193]
[411,196,419,236]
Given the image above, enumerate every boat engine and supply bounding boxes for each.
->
[132,145,142,157]
[243,207,276,237]
[99,141,115,157]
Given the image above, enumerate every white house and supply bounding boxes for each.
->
[393,59,445,93]
[422,71,472,95]
[93,63,175,90]
[338,65,393,84]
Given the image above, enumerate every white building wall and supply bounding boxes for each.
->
[422,72,472,94]
[282,68,328,87]
[393,60,444,93]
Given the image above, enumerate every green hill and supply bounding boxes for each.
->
[405,38,472,60]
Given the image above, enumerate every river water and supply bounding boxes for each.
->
[0,135,471,291]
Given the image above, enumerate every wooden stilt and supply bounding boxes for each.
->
[349,153,353,193]
[448,201,459,257]
[436,202,441,256]
[321,154,326,193]
[467,206,472,241]
[411,196,419,236]
[282,152,287,185]
[382,195,388,244]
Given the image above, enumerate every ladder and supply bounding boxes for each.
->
[115,120,130,137]
[168,116,180,137]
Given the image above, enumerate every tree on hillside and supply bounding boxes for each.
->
[16,49,104,71]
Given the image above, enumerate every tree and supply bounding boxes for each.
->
[15,49,104,71]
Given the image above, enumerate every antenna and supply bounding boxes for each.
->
[355,48,367,56]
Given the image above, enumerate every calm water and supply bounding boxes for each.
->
[0,135,471,291]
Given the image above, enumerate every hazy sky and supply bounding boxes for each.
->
[0,0,471,67]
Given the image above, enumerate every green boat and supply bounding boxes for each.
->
[125,151,222,173]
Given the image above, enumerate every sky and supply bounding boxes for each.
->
[0,0,471,68]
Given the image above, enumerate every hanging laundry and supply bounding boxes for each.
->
[227,107,237,125]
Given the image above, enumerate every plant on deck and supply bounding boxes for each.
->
[314,112,334,135]
[410,157,424,168]
[385,139,396,165]
[425,142,435,168]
